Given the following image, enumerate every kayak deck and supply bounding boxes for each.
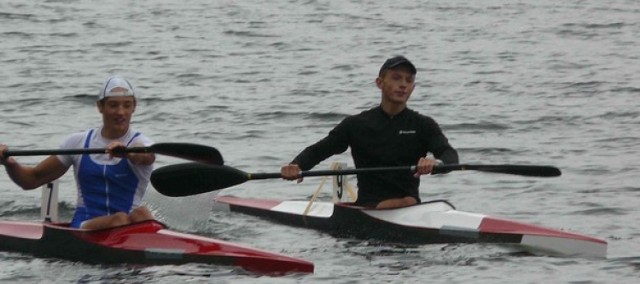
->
[0,219,313,275]
[214,195,607,259]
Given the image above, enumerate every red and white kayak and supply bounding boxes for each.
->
[0,219,314,275]
[213,195,607,259]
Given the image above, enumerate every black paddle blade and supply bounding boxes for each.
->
[434,164,562,177]
[150,143,224,165]
[470,164,561,177]
[151,163,249,197]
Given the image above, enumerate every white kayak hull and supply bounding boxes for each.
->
[213,196,607,259]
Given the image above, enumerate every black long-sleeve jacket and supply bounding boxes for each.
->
[291,106,458,205]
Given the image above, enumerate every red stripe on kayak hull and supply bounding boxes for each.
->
[478,217,606,244]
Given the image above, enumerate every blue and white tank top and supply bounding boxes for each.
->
[56,128,153,228]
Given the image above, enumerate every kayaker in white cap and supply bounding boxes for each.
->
[0,75,156,230]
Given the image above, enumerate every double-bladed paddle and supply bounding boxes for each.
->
[4,143,224,165]
[151,162,561,197]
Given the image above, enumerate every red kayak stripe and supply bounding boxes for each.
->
[479,217,607,244]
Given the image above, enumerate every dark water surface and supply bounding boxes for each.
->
[1,0,639,283]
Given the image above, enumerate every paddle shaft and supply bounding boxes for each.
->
[4,143,224,165]
[248,166,415,180]
[6,147,150,157]
[247,164,560,180]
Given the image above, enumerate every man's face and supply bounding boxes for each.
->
[376,67,416,104]
[97,95,136,133]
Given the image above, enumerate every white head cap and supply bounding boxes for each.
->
[98,76,135,101]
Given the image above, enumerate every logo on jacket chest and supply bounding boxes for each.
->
[398,130,416,135]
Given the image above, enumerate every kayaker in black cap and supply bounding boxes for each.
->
[281,55,459,209]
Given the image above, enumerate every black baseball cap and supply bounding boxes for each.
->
[378,56,417,76]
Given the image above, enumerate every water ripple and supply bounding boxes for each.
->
[1,0,638,282]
